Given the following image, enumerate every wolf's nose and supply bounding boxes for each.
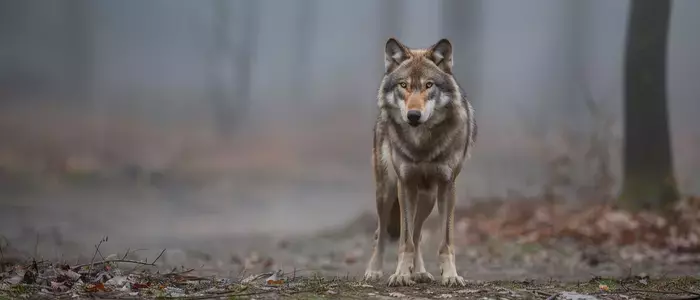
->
[407,110,421,123]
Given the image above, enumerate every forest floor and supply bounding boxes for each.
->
[2,196,699,299]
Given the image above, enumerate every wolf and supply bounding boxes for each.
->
[363,38,477,287]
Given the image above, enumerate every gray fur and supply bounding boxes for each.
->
[364,38,476,287]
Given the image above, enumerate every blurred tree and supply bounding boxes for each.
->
[231,0,259,130]
[619,0,680,211]
[64,0,94,105]
[210,0,258,137]
[440,0,481,105]
[378,0,403,240]
[441,0,482,209]
[292,0,315,110]
[209,0,233,136]
[379,0,401,43]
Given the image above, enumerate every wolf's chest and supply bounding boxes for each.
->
[381,141,454,184]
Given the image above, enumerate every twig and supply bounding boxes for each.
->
[535,290,553,297]
[526,288,554,299]
[73,248,165,270]
[677,288,700,296]
[121,248,130,260]
[0,237,4,272]
[33,233,39,259]
[166,286,319,300]
[152,248,166,265]
[281,268,317,278]
[163,289,278,300]
[87,236,108,275]
[95,244,107,261]
[545,293,559,300]
[72,258,157,270]
[626,288,693,295]
[164,268,195,276]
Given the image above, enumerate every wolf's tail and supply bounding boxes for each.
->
[386,195,401,241]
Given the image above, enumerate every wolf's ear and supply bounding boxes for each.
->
[385,38,410,73]
[426,38,453,73]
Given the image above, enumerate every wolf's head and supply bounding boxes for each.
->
[377,38,460,127]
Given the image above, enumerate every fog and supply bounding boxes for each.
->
[1,0,699,268]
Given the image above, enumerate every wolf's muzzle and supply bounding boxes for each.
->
[407,110,421,127]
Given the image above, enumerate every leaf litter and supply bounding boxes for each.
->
[0,236,293,299]
[2,197,700,299]
[454,196,700,262]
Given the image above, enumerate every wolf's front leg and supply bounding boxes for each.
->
[412,191,436,283]
[437,181,466,287]
[388,182,417,287]
[364,177,397,282]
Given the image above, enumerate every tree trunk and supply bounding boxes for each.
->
[210,0,234,136]
[441,0,482,206]
[65,0,93,106]
[618,0,679,212]
[292,0,315,108]
[231,0,258,130]
[379,0,402,40]
[440,0,482,104]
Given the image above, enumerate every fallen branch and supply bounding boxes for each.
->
[72,248,166,270]
[163,268,195,276]
[664,297,700,300]
[677,288,700,296]
[71,258,155,270]
[621,284,698,300]
[626,288,699,296]
[545,293,559,300]
[162,289,278,300]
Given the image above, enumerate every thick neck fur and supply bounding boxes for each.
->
[383,100,466,163]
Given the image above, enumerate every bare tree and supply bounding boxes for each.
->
[378,0,403,240]
[292,0,316,109]
[231,0,259,130]
[440,0,482,104]
[619,0,679,211]
[64,0,94,106]
[379,0,402,41]
[210,0,258,137]
[209,0,232,136]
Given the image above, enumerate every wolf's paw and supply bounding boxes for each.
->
[441,274,466,287]
[412,271,434,283]
[387,272,415,287]
[363,270,383,282]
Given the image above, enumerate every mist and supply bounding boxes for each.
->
[1,0,699,281]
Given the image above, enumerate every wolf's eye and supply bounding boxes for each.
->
[425,82,433,89]
[399,82,407,89]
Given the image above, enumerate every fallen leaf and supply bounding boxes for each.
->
[265,269,285,285]
[132,283,150,289]
[267,279,284,285]
[85,282,107,293]
[51,281,69,292]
